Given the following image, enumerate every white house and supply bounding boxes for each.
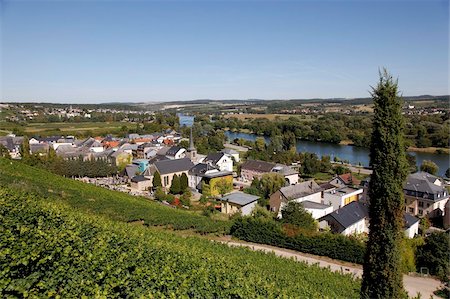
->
[319,201,369,235]
[269,181,323,217]
[404,214,420,238]
[165,146,186,160]
[220,192,259,216]
[203,152,233,172]
[221,148,240,162]
[302,201,334,220]
[323,186,363,211]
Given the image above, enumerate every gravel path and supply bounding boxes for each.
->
[219,240,443,298]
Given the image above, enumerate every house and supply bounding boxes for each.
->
[78,137,104,153]
[220,192,259,216]
[0,135,24,158]
[269,180,323,216]
[30,143,49,155]
[123,164,140,180]
[240,160,275,182]
[329,173,361,187]
[404,214,420,238]
[403,172,449,218]
[301,201,334,220]
[109,150,132,169]
[221,148,240,162]
[130,175,152,191]
[189,163,220,190]
[203,152,233,172]
[319,201,369,235]
[320,201,420,238]
[188,163,233,196]
[323,186,363,211]
[271,164,299,185]
[165,146,186,160]
[149,158,195,190]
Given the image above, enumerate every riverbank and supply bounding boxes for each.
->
[339,140,449,155]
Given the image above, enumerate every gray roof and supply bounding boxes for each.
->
[301,201,331,210]
[203,170,233,179]
[279,181,322,200]
[319,201,369,231]
[404,214,419,229]
[30,143,49,154]
[124,164,140,178]
[221,148,238,155]
[221,192,259,206]
[272,164,298,176]
[404,172,445,195]
[204,152,226,165]
[154,158,194,175]
[131,175,150,183]
[241,160,275,173]
[0,136,24,151]
[189,163,219,176]
[166,146,184,157]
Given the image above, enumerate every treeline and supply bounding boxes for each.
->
[214,113,449,148]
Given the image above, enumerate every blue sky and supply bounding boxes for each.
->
[1,0,448,103]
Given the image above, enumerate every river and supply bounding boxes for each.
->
[224,131,449,177]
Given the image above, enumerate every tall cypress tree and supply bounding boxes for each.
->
[153,171,162,188]
[361,69,408,299]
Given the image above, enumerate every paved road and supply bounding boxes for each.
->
[219,240,443,298]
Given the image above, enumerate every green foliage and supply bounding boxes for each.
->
[361,69,409,299]
[19,136,30,160]
[416,232,450,282]
[152,171,162,188]
[0,187,360,298]
[169,174,181,194]
[281,201,317,231]
[334,165,351,175]
[445,168,450,178]
[180,188,192,207]
[253,173,286,199]
[420,160,439,176]
[201,181,211,197]
[180,173,189,191]
[230,216,365,264]
[0,144,10,158]
[215,178,233,196]
[0,158,230,234]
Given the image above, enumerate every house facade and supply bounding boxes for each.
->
[220,192,259,216]
[203,152,233,172]
[323,186,363,210]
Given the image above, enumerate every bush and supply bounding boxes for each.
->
[416,232,450,281]
[230,216,365,264]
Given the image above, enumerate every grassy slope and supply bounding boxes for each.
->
[0,185,360,298]
[0,159,230,234]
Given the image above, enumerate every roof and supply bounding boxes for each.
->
[124,164,140,178]
[154,158,194,175]
[319,182,337,191]
[404,214,420,229]
[202,170,233,179]
[204,152,226,165]
[319,201,369,230]
[166,146,184,157]
[30,143,49,153]
[221,148,238,155]
[189,163,219,176]
[325,186,362,197]
[404,172,446,195]
[279,181,322,200]
[241,160,275,173]
[272,164,298,176]
[131,175,150,183]
[301,201,331,210]
[220,192,259,206]
[336,173,361,186]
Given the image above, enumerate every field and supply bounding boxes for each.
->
[0,187,360,298]
[223,113,311,121]
[0,159,230,234]
[0,121,127,137]
[0,161,361,297]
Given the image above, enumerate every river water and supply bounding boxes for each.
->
[224,131,449,177]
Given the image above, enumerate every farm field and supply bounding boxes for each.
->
[223,113,314,121]
[1,186,360,298]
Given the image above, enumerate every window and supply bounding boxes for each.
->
[418,201,424,208]
[426,203,430,208]
[418,209,423,216]
[409,207,414,213]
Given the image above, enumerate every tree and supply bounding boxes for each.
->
[169,174,181,194]
[180,173,189,191]
[255,137,266,152]
[215,178,232,196]
[259,173,286,199]
[420,160,438,176]
[152,171,162,188]
[281,201,317,231]
[20,137,30,160]
[201,181,211,197]
[0,144,10,158]
[361,70,409,299]
[416,232,450,281]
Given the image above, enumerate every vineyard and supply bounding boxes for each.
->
[0,186,360,298]
[0,158,230,234]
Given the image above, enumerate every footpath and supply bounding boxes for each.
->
[217,239,444,298]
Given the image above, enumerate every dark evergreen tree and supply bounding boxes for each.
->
[281,201,317,231]
[170,174,181,194]
[20,137,30,160]
[180,173,189,191]
[361,70,408,299]
[153,171,162,188]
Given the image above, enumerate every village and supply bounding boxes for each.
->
[1,124,449,240]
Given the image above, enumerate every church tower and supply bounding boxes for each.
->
[187,126,197,162]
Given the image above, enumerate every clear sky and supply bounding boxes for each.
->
[1,0,448,103]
